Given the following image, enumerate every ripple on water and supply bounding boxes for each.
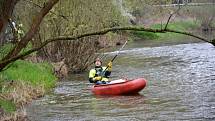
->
[27,43,215,121]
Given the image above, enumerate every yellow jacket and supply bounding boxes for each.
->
[89,67,111,83]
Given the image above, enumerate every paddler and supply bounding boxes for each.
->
[88,58,112,84]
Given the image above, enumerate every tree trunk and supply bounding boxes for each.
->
[0,0,59,71]
[0,0,18,46]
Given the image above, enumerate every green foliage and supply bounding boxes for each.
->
[127,36,134,42]
[14,0,128,39]
[13,0,130,72]
[152,21,200,31]
[131,21,200,41]
[0,100,16,113]
[132,31,159,40]
[0,43,34,60]
[0,43,14,60]
[0,77,3,93]
[0,60,57,90]
[106,32,118,41]
[151,21,200,40]
[123,0,172,18]
[0,59,56,114]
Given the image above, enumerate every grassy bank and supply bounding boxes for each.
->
[132,20,201,43]
[0,60,57,119]
[0,60,56,89]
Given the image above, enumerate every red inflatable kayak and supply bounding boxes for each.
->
[91,78,147,95]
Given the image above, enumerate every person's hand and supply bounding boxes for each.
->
[94,76,102,81]
[107,61,112,71]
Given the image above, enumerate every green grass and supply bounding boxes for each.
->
[0,99,16,113]
[151,21,200,40]
[0,43,57,114]
[132,21,201,42]
[132,31,159,40]
[0,60,57,113]
[0,60,57,90]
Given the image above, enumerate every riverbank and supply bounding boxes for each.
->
[0,60,57,120]
[131,20,203,46]
[0,10,213,121]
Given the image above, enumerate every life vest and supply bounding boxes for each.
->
[95,67,106,76]
[89,67,109,82]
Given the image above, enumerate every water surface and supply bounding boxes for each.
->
[27,42,215,121]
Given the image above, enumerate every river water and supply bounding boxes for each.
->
[27,42,215,121]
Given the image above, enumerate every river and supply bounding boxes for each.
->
[26,41,215,121]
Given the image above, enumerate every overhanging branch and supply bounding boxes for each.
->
[0,26,213,69]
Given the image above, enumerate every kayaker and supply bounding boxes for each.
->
[89,58,112,84]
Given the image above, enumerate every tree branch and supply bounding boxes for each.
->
[164,3,182,30]
[0,26,213,70]
[1,0,59,61]
[0,0,59,70]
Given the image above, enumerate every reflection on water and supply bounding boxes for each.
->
[27,43,215,121]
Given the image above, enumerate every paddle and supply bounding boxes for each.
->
[110,41,128,63]
[102,40,128,75]
[87,41,127,69]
